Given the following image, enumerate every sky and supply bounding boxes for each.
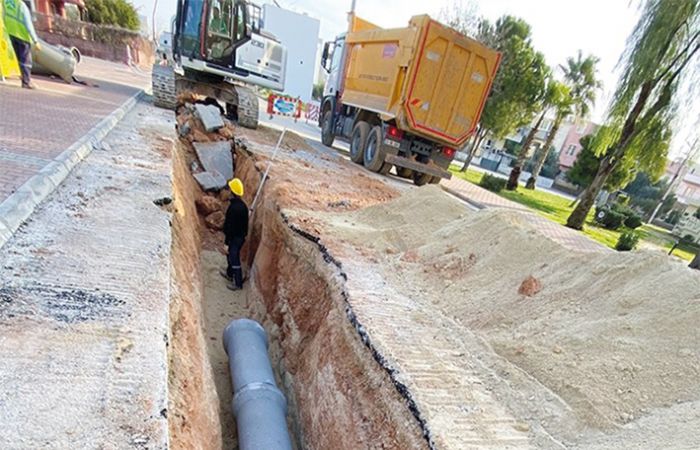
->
[137,0,697,159]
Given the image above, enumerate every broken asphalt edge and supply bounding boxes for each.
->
[0,90,145,251]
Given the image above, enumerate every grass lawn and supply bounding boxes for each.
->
[450,167,696,261]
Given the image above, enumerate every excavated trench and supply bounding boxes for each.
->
[167,133,428,449]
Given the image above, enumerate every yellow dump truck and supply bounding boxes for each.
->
[319,14,500,185]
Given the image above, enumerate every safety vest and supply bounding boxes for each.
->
[3,0,34,43]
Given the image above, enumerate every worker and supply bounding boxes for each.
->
[3,0,39,89]
[210,6,228,35]
[220,178,248,291]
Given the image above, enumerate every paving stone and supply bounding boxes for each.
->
[193,141,234,180]
[0,56,149,205]
[194,103,225,132]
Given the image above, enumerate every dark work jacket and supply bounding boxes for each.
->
[223,197,249,244]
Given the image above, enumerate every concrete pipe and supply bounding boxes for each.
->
[223,319,292,450]
[31,39,76,83]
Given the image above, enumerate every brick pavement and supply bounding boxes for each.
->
[443,176,608,253]
[0,100,173,447]
[0,57,150,203]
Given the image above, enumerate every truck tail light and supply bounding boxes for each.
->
[443,146,456,159]
[386,125,404,140]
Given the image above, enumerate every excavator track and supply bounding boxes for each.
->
[232,85,258,129]
[150,64,259,129]
[151,64,178,109]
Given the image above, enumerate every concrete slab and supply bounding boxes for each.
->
[194,170,227,191]
[0,100,174,448]
[193,141,234,180]
[194,103,225,132]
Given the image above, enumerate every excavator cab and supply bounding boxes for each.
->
[176,0,248,65]
[152,0,285,128]
[173,0,284,90]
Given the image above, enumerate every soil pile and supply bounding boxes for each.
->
[321,185,700,448]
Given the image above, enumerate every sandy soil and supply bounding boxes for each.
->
[201,250,250,449]
[317,186,700,448]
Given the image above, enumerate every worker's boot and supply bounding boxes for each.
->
[22,82,37,90]
[226,280,242,291]
[219,268,232,281]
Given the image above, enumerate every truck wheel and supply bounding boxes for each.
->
[350,121,370,164]
[363,126,387,172]
[413,172,432,186]
[396,167,413,179]
[321,110,335,147]
[429,176,441,184]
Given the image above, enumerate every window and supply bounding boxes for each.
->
[248,3,261,33]
[330,39,344,71]
[567,144,577,156]
[234,2,246,41]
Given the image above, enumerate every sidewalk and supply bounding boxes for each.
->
[443,176,607,253]
[0,57,150,247]
[0,57,149,202]
[0,100,174,447]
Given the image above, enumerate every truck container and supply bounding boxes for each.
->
[320,14,500,185]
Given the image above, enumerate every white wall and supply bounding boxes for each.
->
[263,5,320,103]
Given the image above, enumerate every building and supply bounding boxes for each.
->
[558,120,599,172]
[28,0,85,19]
[139,14,149,37]
[670,164,700,242]
[262,5,320,103]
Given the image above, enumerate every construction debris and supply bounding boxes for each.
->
[193,141,234,180]
[193,171,227,191]
[518,275,543,297]
[195,195,223,215]
[194,104,225,132]
[204,211,225,230]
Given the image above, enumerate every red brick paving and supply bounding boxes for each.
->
[0,57,149,202]
[443,176,608,253]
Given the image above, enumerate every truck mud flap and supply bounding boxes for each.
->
[384,154,452,179]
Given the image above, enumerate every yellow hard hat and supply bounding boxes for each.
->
[228,178,244,196]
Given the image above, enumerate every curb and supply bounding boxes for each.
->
[0,90,144,250]
[441,185,487,210]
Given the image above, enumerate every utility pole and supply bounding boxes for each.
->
[648,137,699,224]
[152,0,159,42]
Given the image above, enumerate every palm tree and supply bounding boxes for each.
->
[566,0,700,230]
[525,52,601,189]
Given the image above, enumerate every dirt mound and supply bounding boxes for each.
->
[321,185,700,447]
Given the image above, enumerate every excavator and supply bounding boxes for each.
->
[152,0,287,128]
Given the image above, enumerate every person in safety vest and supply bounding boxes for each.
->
[3,0,39,88]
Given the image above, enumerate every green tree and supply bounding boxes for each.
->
[566,0,700,229]
[457,15,549,171]
[623,172,676,218]
[525,52,601,189]
[566,128,669,207]
[85,0,140,31]
[505,79,558,189]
